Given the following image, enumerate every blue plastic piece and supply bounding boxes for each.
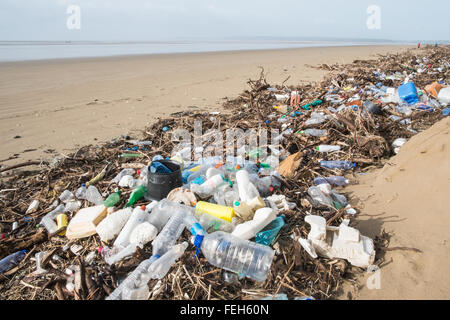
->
[398,82,419,105]
[255,215,285,246]
[150,161,172,174]
[443,108,450,116]
[191,176,205,185]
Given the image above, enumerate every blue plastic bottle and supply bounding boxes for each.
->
[0,250,27,273]
[150,161,172,174]
[320,161,356,170]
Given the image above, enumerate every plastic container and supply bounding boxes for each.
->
[398,82,419,105]
[146,160,183,201]
[195,202,234,223]
[111,168,136,184]
[233,201,254,221]
[113,206,148,248]
[59,190,75,203]
[126,186,146,207]
[299,129,328,137]
[75,184,87,200]
[316,145,341,153]
[86,186,103,205]
[320,160,356,170]
[104,191,122,208]
[438,87,450,105]
[106,255,160,300]
[147,199,185,231]
[40,204,65,234]
[255,215,286,246]
[236,170,260,203]
[231,208,277,240]
[0,250,27,274]
[313,176,349,186]
[190,174,226,198]
[152,209,191,256]
[96,207,133,242]
[308,186,334,207]
[200,231,275,282]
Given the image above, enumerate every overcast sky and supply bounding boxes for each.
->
[0,0,448,41]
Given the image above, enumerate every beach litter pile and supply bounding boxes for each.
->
[0,45,448,300]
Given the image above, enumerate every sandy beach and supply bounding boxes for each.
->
[0,45,411,166]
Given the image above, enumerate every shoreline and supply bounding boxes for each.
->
[0,45,412,166]
[0,42,409,64]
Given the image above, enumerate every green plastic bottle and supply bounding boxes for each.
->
[104,190,122,208]
[126,185,147,207]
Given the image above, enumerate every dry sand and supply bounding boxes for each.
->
[0,45,410,166]
[340,117,450,300]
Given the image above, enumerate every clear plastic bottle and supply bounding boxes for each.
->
[86,185,103,205]
[190,174,227,198]
[111,168,136,184]
[59,190,75,203]
[106,255,160,300]
[200,231,275,282]
[113,206,148,248]
[96,207,133,242]
[320,160,356,170]
[307,186,334,207]
[0,250,27,274]
[40,204,65,234]
[314,176,349,186]
[75,184,87,200]
[152,210,188,256]
[299,129,328,137]
[147,199,184,232]
[148,242,188,280]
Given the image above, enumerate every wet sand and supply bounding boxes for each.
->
[0,45,410,166]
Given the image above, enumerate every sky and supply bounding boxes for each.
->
[0,0,449,42]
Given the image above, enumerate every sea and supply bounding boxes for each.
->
[0,40,397,62]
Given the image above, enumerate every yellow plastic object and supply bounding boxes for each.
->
[170,155,185,170]
[195,201,234,222]
[56,214,68,236]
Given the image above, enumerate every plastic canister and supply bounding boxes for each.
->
[195,202,234,222]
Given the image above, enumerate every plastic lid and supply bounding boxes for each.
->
[316,146,320,151]
[136,170,141,175]
[20,249,27,254]
[117,190,122,195]
[81,183,85,187]
[140,205,146,210]
[353,163,357,167]
[234,201,240,206]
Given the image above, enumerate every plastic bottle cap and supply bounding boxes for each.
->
[21,250,27,254]
[269,187,274,192]
[137,170,141,175]
[234,201,240,206]
[235,165,241,170]
[140,205,146,210]
[316,146,320,151]
[117,190,122,195]
[97,247,103,254]
[81,183,85,187]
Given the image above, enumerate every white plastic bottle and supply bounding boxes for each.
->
[200,231,275,282]
[316,145,341,152]
[96,207,133,242]
[113,206,148,248]
[236,170,260,203]
[190,174,227,198]
[231,208,277,240]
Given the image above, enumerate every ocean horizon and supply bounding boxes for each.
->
[0,39,408,62]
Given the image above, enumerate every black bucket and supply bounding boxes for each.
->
[146,160,183,201]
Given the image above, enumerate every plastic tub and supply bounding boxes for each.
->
[146,160,182,201]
